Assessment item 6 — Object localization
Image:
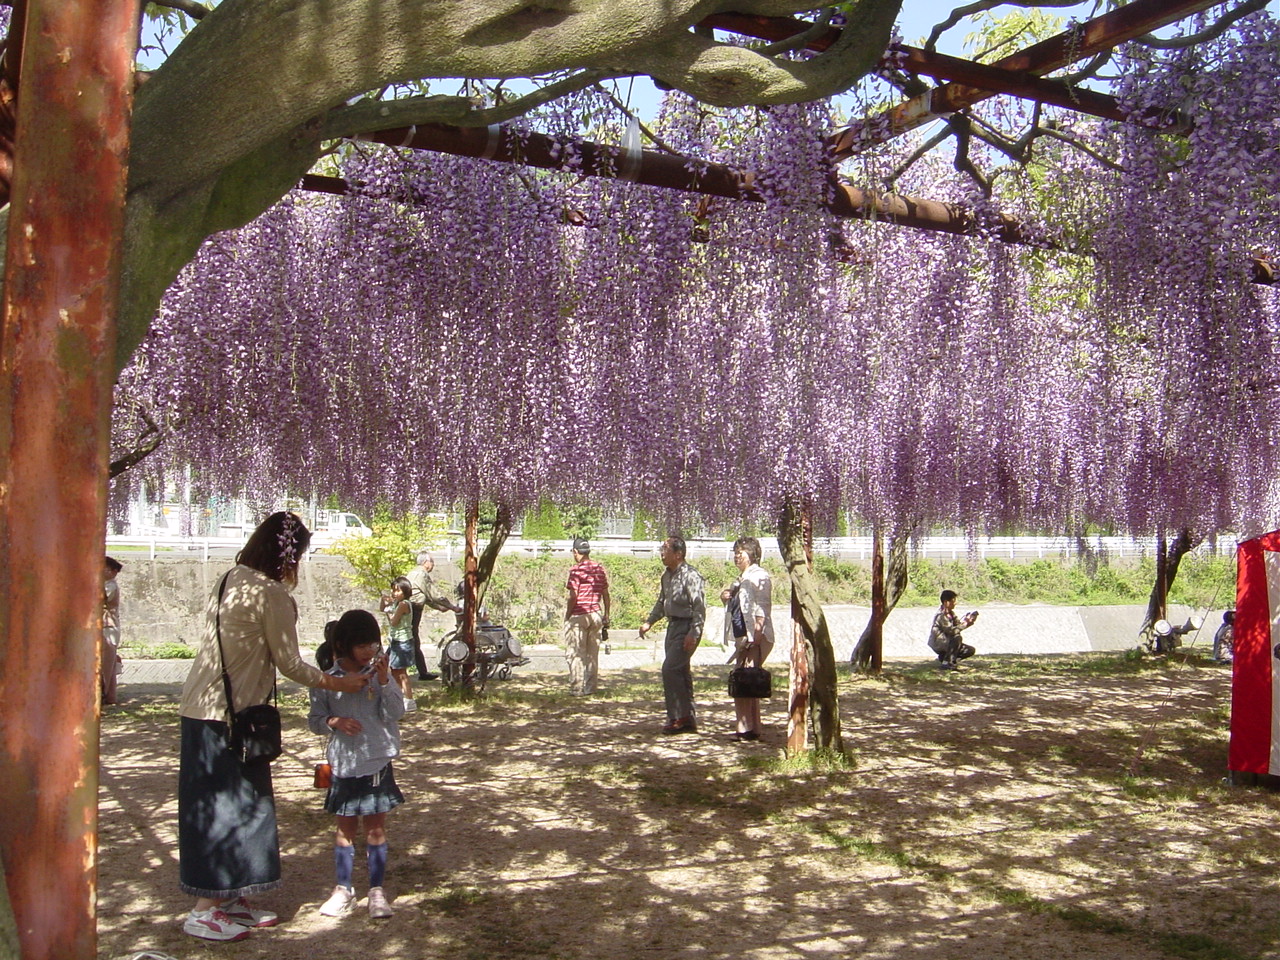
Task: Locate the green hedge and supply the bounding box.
[477,552,1236,644]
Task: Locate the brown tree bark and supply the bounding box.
[460,502,479,684]
[776,495,844,755]
[851,529,910,673]
[1139,527,1200,643]
[474,502,513,613]
[0,1,138,957]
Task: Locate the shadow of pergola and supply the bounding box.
[96,657,1280,960]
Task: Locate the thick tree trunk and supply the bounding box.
[850,529,910,673]
[1139,527,1199,640]
[0,2,138,957]
[474,502,513,613]
[776,495,844,755]
[461,502,479,683]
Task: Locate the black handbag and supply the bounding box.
[214,573,284,765]
[231,702,283,764]
[728,665,772,699]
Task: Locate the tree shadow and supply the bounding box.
[96,656,1280,959]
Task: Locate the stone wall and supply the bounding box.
[114,556,464,651]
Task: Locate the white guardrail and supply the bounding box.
[105,534,1231,562]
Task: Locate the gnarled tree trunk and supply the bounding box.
[776,495,844,755]
[850,527,910,673]
[1139,527,1200,641]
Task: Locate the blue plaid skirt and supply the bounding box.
[323,762,405,817]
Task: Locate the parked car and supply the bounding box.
[309,512,373,551]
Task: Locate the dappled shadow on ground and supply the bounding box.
[97,655,1280,960]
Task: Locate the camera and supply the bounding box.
[966,611,979,621]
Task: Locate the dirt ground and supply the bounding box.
[97,655,1280,960]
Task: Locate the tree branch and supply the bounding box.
[881,127,951,190]
[108,407,166,479]
[1055,50,1110,87]
[592,82,683,156]
[1031,124,1126,171]
[756,6,836,57]
[619,0,902,106]
[1135,0,1269,49]
[148,0,210,19]
[924,0,1084,53]
[323,70,622,141]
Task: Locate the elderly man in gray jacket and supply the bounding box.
[639,537,706,734]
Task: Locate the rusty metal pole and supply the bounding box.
[0,1,137,957]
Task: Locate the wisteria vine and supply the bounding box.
[111,11,1280,540]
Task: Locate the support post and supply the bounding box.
[0,1,138,957]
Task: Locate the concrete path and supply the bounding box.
[119,601,1226,693]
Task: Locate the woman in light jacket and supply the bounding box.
[176,512,367,943]
[722,536,774,742]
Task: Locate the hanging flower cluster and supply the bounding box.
[112,13,1280,539]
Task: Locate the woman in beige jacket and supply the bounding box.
[176,512,367,942]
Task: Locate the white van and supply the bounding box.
[310,512,374,551]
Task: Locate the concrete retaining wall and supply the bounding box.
[114,553,1225,690]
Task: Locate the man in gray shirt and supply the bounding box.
[406,552,461,681]
[639,537,705,734]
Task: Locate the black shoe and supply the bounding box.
[418,671,439,681]
[733,731,760,742]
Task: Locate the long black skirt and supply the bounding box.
[178,716,282,899]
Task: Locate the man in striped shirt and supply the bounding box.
[564,538,611,696]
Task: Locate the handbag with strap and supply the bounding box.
[728,665,772,699]
[214,572,283,765]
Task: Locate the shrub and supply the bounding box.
[328,511,449,597]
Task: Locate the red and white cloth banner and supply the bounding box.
[1229,531,1280,775]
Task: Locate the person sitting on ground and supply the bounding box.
[1213,610,1234,663]
[927,589,978,670]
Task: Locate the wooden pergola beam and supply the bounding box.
[702,12,1191,133]
[304,120,1275,283]
[329,123,1040,244]
[833,0,1226,154]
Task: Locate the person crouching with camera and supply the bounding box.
[927,589,978,670]
[722,537,774,741]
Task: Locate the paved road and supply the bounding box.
[119,600,1223,693]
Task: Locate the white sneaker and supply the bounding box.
[402,697,417,712]
[319,884,355,917]
[367,886,392,919]
[183,907,251,941]
[223,896,278,927]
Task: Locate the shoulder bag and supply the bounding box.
[215,572,283,764]
[728,664,772,699]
